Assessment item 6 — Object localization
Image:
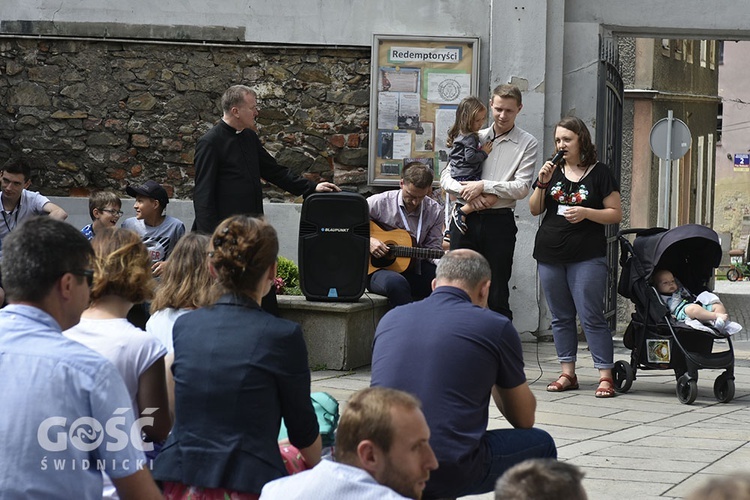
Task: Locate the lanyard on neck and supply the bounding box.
[398,193,423,244]
[2,202,20,233]
[489,125,514,143]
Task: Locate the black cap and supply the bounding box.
[126,180,169,208]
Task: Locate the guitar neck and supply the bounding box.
[389,245,444,260]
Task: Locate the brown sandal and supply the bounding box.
[547,373,579,392]
[595,377,615,398]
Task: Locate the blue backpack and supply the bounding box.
[278,392,339,447]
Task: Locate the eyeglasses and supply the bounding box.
[69,269,95,288]
[100,209,124,216]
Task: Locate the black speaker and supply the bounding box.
[298,192,370,302]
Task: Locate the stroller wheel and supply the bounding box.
[613,360,634,393]
[676,374,698,405]
[713,373,735,403]
[727,268,740,282]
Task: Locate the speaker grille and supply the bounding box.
[298,193,369,302]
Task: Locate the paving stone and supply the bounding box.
[583,465,690,485]
[666,472,727,498]
[571,455,708,474]
[587,443,726,462]
[592,425,673,443]
[556,439,622,460]
[583,478,675,499]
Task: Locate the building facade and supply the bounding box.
[3,0,750,334]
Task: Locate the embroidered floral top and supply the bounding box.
[533,161,620,264]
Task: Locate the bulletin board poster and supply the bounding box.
[369,35,480,186]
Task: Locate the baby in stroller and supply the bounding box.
[652,268,742,336]
[652,269,729,331]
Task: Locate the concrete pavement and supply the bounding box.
[310,280,750,500]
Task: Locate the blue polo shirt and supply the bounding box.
[0,304,147,498]
[371,286,526,497]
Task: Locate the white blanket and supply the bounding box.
[684,318,743,336]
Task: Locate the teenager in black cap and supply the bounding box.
[122,180,185,278]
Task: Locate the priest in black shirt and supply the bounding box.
[193,84,339,234]
[193,85,339,313]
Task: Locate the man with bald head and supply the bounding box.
[371,249,557,499]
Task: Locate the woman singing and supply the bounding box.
[529,116,622,398]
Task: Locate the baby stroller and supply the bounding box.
[615,224,735,404]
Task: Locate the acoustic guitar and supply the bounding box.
[369,221,444,274]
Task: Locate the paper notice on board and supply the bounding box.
[415,122,434,151]
[434,107,457,152]
[397,93,420,130]
[380,67,420,93]
[392,132,412,160]
[378,131,394,159]
[378,92,399,129]
[426,72,471,104]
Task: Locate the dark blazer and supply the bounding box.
[192,120,316,233]
[153,293,319,494]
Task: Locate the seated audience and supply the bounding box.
[146,232,213,413]
[371,249,557,499]
[122,179,185,328]
[494,459,587,500]
[0,217,161,498]
[153,215,321,499]
[64,227,171,498]
[122,180,185,278]
[0,158,68,258]
[260,387,438,499]
[81,190,123,240]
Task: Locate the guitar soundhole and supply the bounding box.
[371,256,396,268]
[371,245,397,269]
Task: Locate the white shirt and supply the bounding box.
[146,307,191,353]
[64,317,167,416]
[63,317,167,500]
[259,459,409,500]
[440,125,538,209]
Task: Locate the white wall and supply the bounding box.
[0,0,491,46]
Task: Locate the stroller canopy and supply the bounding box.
[627,224,722,295]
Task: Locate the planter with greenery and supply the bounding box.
[275,256,302,296]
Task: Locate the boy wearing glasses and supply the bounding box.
[81,190,123,240]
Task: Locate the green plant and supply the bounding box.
[276,256,302,295]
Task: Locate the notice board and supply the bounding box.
[368,34,480,186]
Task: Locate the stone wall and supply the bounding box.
[0,37,372,199]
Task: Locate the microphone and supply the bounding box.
[550,150,565,165]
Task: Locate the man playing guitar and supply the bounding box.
[368,162,445,307]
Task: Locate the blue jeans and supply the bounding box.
[461,428,557,496]
[367,261,436,307]
[538,257,614,369]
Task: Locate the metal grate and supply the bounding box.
[597,35,624,333]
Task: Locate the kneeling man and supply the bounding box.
[371,249,557,498]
